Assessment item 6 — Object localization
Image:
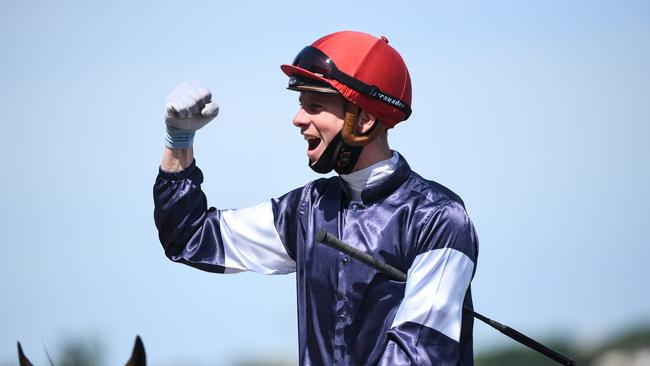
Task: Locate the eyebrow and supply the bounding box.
[301,92,337,104]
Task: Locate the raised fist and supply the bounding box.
[165,81,219,131]
[164,81,219,149]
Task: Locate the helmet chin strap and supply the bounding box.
[309,103,383,175]
[309,132,362,174]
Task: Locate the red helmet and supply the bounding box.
[281,31,412,128]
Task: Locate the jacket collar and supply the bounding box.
[338,151,412,204]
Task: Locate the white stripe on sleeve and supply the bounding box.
[391,248,474,341]
[219,201,296,274]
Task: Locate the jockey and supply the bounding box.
[155,30,478,365]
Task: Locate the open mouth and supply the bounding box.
[306,137,321,151]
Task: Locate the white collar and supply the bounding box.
[340,151,399,202]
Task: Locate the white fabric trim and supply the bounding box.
[340,151,399,201]
[391,248,474,341]
[219,201,296,274]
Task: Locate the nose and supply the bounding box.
[292,107,311,128]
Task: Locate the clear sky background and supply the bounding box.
[1,1,648,365]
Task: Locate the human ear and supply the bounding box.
[356,109,378,134]
[342,105,384,146]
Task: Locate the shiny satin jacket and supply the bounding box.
[154,153,479,366]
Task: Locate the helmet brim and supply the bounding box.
[281,64,339,94]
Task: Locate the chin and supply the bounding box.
[307,149,323,164]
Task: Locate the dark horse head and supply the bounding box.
[17,335,146,366]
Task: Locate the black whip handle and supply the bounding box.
[314,229,407,282]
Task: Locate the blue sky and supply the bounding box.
[1,1,649,365]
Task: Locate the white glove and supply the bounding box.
[164,81,220,149]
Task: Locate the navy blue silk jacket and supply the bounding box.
[154,153,479,365]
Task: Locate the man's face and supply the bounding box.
[293,91,346,164]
